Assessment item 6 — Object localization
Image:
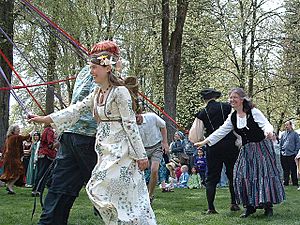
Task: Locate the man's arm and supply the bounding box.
[160,127,169,153]
[294,132,300,153]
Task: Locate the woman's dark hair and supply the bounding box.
[229,88,255,113]
[33,132,41,141]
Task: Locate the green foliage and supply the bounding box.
[0,186,299,224]
[6,0,300,131]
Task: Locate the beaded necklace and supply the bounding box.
[99,85,111,104]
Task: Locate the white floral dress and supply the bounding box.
[50,86,156,225]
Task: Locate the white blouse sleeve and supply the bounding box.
[115,86,147,160]
[49,91,94,134]
[251,108,273,134]
[207,114,234,146]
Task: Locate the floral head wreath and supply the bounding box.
[89,51,118,66]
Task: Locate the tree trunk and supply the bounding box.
[248,0,257,97]
[162,0,188,141]
[46,33,58,114]
[239,0,247,88]
[0,0,14,149]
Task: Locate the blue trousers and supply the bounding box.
[38,133,96,225]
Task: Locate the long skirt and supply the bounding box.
[86,144,156,225]
[233,139,285,207]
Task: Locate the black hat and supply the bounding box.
[200,88,221,100]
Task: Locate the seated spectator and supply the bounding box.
[170,131,185,161]
[188,167,201,189]
[175,165,189,188]
[162,161,177,192]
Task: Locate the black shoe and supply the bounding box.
[206,209,218,214]
[240,206,256,218]
[264,207,273,217]
[230,204,240,211]
[31,191,40,197]
[7,189,16,195]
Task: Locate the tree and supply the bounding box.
[162,0,189,140]
[0,0,14,148]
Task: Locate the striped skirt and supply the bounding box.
[233,139,285,207]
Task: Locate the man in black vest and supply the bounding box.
[189,88,240,214]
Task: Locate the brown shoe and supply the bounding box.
[230,204,241,211]
[149,195,155,205]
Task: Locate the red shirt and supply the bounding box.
[38,127,57,159]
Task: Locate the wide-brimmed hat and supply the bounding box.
[200,88,221,100]
[170,157,180,166]
[166,162,176,171]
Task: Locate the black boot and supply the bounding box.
[240,206,256,218]
[264,207,273,217]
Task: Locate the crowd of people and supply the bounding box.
[0,40,300,225]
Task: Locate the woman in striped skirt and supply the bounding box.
[195,87,285,218]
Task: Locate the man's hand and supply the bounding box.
[162,141,169,154]
[137,158,149,171]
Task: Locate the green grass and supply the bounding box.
[0,186,299,225]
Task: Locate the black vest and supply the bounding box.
[231,110,265,146]
[196,100,236,141]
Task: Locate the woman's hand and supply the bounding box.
[194,139,209,148]
[265,131,273,139]
[28,115,53,124]
[137,158,149,171]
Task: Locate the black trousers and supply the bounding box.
[38,133,96,225]
[205,139,239,210]
[281,154,298,186]
[33,157,53,193]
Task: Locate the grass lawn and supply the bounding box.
[0,186,299,225]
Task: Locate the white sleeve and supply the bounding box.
[50,91,94,134]
[207,114,234,146]
[251,108,273,134]
[188,118,205,143]
[115,87,147,160]
[155,114,166,128]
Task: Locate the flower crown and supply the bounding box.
[89,51,118,66]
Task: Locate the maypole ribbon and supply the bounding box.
[18,0,182,129]
[21,5,86,60]
[0,66,31,116]
[0,48,46,115]
[138,92,182,129]
[20,0,89,56]
[0,26,68,108]
[0,77,76,91]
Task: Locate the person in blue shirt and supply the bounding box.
[280,120,300,187]
[176,165,189,188]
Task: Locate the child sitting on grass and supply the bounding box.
[188,166,201,189]
[175,165,189,188]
